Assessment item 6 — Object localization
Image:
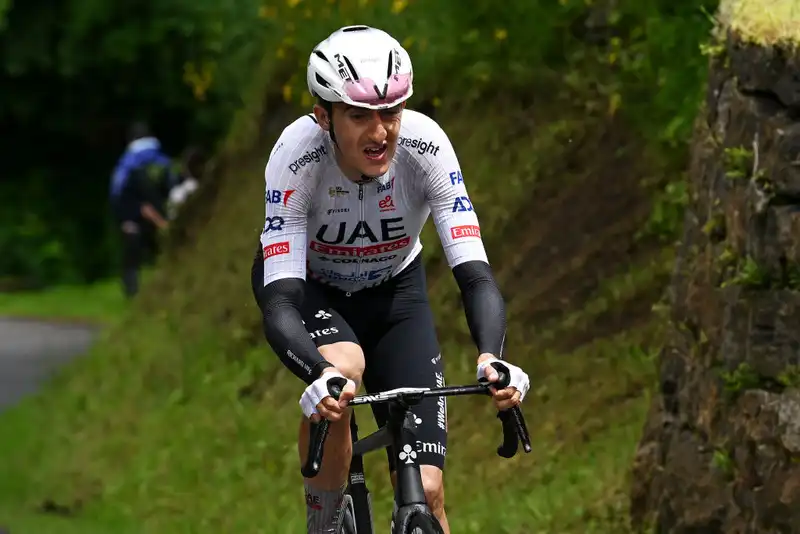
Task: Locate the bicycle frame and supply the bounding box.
[348,389,445,533]
[303,376,532,534]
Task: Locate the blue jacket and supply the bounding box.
[110,137,173,199]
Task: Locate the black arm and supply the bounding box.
[251,256,333,384]
[452,260,507,357]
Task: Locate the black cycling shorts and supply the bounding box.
[298,255,448,471]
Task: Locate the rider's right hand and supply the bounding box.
[300,367,356,423]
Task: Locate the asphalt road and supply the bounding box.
[0,318,96,410]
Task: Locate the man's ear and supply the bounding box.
[312,104,330,131]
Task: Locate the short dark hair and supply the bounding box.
[316,97,333,115]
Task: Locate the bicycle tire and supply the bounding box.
[393,508,443,534]
[404,514,441,534]
[336,494,357,534]
[341,506,356,534]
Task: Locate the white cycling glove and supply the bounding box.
[476,357,530,402]
[299,371,355,418]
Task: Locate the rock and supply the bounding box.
[728,34,800,110]
[631,22,800,534]
[719,289,800,380]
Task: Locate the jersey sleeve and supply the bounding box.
[423,124,490,268]
[259,131,313,287]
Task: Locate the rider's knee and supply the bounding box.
[420,466,445,515]
[318,342,365,387]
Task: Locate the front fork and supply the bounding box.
[347,413,375,534]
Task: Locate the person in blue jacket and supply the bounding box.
[109,121,173,298]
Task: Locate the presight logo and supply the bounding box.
[288,144,328,175]
[397,136,440,156]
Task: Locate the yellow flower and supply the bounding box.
[183,61,215,102]
[303,8,313,18]
[283,84,293,103]
[432,96,441,107]
[402,36,415,48]
[258,6,277,18]
[287,0,302,7]
[494,28,508,41]
[391,0,407,14]
[277,46,286,59]
[301,92,314,107]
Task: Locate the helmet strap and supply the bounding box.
[317,98,338,146]
[328,115,338,145]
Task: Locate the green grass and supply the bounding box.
[720,0,800,46]
[0,318,657,534]
[0,508,138,534]
[0,270,158,325]
[0,279,124,325]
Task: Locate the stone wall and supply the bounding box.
[630,28,800,534]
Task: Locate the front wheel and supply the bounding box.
[405,516,442,534]
[337,494,357,534]
[394,507,444,534]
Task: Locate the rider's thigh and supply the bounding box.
[318,342,365,386]
[361,295,447,470]
[295,278,365,386]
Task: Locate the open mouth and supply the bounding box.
[364,143,388,161]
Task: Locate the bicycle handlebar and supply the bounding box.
[301,366,532,479]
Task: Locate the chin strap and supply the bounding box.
[328,116,338,145]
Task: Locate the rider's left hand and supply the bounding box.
[477,354,530,411]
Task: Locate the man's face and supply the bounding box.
[315,102,405,179]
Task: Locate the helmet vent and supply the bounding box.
[314,50,329,62]
[342,55,360,81]
[386,50,394,78]
[315,73,331,88]
[342,26,369,32]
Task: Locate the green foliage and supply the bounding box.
[722,256,771,288]
[248,0,715,146]
[1,0,269,284]
[720,362,760,394]
[637,180,689,243]
[711,448,734,479]
[723,146,754,180]
[777,366,800,389]
[788,263,800,290]
[702,211,726,242]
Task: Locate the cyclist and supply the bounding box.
[251,25,531,534]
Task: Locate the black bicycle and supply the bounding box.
[302,362,532,534]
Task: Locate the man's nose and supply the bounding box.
[366,112,387,142]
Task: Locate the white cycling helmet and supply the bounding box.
[307,25,413,110]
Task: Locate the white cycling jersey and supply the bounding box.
[259,109,489,293]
